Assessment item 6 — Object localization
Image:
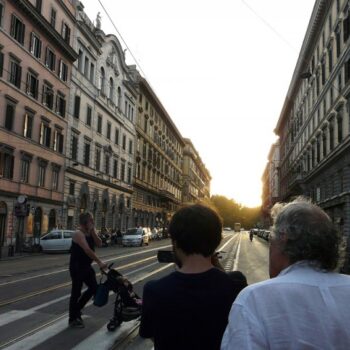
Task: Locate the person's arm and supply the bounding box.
[221,303,266,350]
[139,282,155,340]
[90,228,103,248]
[73,231,106,269]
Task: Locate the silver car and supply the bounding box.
[122,228,150,247]
[40,230,74,252]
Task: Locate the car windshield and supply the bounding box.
[125,229,142,235]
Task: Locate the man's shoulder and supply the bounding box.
[144,272,178,292]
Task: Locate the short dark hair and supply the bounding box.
[79,212,93,226]
[271,197,340,271]
[169,204,222,257]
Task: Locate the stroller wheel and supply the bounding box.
[107,318,122,332]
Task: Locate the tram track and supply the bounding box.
[0,263,173,350]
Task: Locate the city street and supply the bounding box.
[0,231,269,350]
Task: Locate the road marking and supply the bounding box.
[0,255,158,308]
[233,233,242,271]
[0,262,173,346]
[219,234,238,252]
[0,244,172,287]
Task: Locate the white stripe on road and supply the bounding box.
[0,263,173,349]
[233,233,242,271]
[72,320,139,350]
[219,234,238,252]
[0,244,172,287]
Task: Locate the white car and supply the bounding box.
[40,230,74,252]
[122,228,150,247]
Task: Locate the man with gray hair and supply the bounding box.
[221,197,350,349]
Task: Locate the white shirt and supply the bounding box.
[221,262,350,350]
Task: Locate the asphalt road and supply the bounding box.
[0,232,270,349]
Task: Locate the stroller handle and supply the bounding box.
[101,262,114,275]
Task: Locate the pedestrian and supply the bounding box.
[139,204,247,350]
[68,212,107,328]
[221,197,350,349]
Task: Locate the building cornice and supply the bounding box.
[13,0,78,62]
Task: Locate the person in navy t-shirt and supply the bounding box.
[139,204,247,350]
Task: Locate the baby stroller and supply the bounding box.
[97,263,142,332]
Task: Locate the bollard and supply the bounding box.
[8,245,14,257]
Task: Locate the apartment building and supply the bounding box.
[131,74,184,229]
[0,0,77,254]
[182,138,211,204]
[64,5,137,231]
[274,0,350,270]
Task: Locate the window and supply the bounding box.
[328,44,333,73]
[53,129,64,153]
[61,22,71,44]
[97,115,102,133]
[20,158,30,183]
[329,122,334,150]
[69,181,75,195]
[26,71,39,99]
[100,67,105,94]
[38,162,46,187]
[73,96,80,119]
[344,11,350,42]
[345,56,350,83]
[113,159,118,178]
[40,122,51,147]
[10,14,25,45]
[0,50,3,77]
[84,142,90,166]
[0,148,14,179]
[5,102,15,131]
[52,167,59,190]
[45,48,56,71]
[90,63,95,82]
[84,56,89,77]
[42,83,54,109]
[120,162,125,181]
[9,58,21,88]
[109,78,114,101]
[104,154,110,175]
[321,57,326,85]
[56,93,66,117]
[23,112,33,139]
[59,60,68,81]
[336,25,341,58]
[50,8,56,28]
[122,135,126,150]
[129,140,133,154]
[78,50,83,72]
[337,114,343,143]
[107,122,111,140]
[71,134,78,161]
[322,131,327,157]
[0,2,4,27]
[86,106,92,126]
[35,0,42,12]
[127,164,132,184]
[115,128,119,145]
[29,33,41,59]
[95,146,101,171]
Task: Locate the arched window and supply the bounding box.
[117,87,121,109]
[100,67,105,94]
[109,77,114,101]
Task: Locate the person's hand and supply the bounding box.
[98,261,108,270]
[211,252,225,271]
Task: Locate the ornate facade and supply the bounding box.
[64,4,137,231]
[274,0,350,270]
[182,138,211,204]
[131,74,184,229]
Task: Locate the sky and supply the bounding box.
[81,0,316,207]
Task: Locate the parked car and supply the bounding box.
[122,227,150,247]
[250,228,259,235]
[40,229,75,252]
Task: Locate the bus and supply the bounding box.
[234,223,241,232]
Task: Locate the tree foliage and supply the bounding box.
[209,195,261,229]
